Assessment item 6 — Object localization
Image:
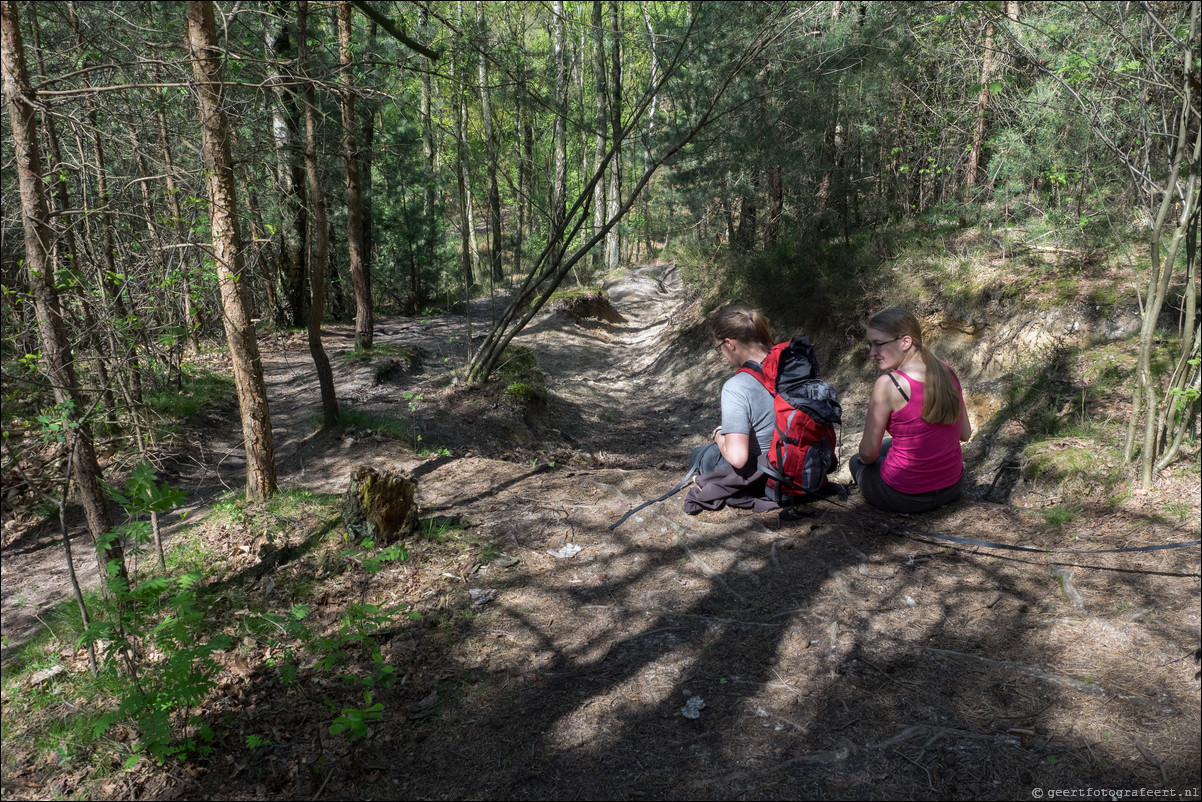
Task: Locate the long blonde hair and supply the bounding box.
[868,307,961,425]
[711,307,773,351]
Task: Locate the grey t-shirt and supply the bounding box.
[720,369,775,462]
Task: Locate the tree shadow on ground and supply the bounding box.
[183,475,1198,800]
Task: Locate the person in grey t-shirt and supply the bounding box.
[684,308,780,514]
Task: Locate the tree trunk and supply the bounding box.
[266,1,308,329]
[1135,117,1201,486]
[551,0,568,273]
[509,3,531,280]
[240,176,274,321]
[155,93,202,356]
[965,20,996,191]
[187,0,277,501]
[604,1,622,270]
[453,0,474,351]
[766,167,783,246]
[358,21,377,294]
[29,18,121,431]
[592,0,606,274]
[2,0,129,588]
[477,2,502,288]
[641,2,659,259]
[736,171,759,250]
[298,0,340,429]
[1122,1,1201,487]
[338,1,373,350]
[513,52,526,278]
[419,6,436,308]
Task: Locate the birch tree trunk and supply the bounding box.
[187,0,277,501]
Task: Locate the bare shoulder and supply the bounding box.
[874,371,909,409]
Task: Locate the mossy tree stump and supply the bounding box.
[341,466,418,542]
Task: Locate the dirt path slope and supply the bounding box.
[3,262,1199,800]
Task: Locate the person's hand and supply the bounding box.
[712,425,722,442]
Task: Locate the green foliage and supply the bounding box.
[328,691,384,742]
[340,343,422,367]
[679,233,894,335]
[145,366,236,423]
[104,462,189,517]
[371,110,451,314]
[84,470,229,765]
[492,346,547,408]
[1042,504,1080,527]
[504,382,547,406]
[1168,356,1200,412]
[255,535,408,744]
[419,516,465,543]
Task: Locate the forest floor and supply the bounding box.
[2,262,1200,800]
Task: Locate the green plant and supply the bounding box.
[340,343,421,367]
[505,382,547,406]
[259,537,409,744]
[88,569,231,766]
[402,391,425,448]
[328,690,384,741]
[1042,504,1079,527]
[419,516,464,543]
[312,407,408,440]
[82,467,231,766]
[145,366,235,423]
[1167,355,1200,410]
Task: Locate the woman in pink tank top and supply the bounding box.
[849,308,972,513]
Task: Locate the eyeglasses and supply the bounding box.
[715,339,727,352]
[865,337,900,352]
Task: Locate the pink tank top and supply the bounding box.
[879,370,964,493]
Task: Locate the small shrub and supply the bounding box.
[493,346,546,407]
[505,381,547,406]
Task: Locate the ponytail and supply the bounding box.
[918,348,961,425]
[867,307,961,425]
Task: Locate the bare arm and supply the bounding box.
[858,374,897,464]
[714,428,751,470]
[959,396,972,442]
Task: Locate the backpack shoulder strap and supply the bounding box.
[736,363,774,395]
[887,371,909,402]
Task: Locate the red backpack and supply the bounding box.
[738,336,841,503]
